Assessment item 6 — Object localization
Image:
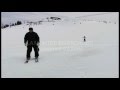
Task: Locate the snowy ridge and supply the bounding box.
[1,12,71,25]
[2,12,118,25]
[75,12,118,22]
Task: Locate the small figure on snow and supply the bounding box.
[83,36,86,42]
[24,27,40,63]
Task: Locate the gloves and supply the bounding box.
[25,43,27,46]
[37,42,40,46]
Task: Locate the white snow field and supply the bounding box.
[1,12,119,78]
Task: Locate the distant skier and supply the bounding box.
[83,36,86,42]
[24,27,40,63]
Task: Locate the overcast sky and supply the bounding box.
[2,12,113,18]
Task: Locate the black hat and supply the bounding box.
[29,27,33,30]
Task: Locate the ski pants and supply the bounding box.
[26,45,39,58]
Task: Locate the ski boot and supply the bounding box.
[25,57,30,63]
[35,57,38,62]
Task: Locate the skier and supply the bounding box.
[24,27,40,63]
[83,36,86,42]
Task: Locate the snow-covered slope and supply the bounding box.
[1,12,119,78]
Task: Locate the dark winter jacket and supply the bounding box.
[24,32,40,45]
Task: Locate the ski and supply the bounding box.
[25,60,29,63]
[25,58,39,63]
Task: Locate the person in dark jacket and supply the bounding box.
[24,27,40,62]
